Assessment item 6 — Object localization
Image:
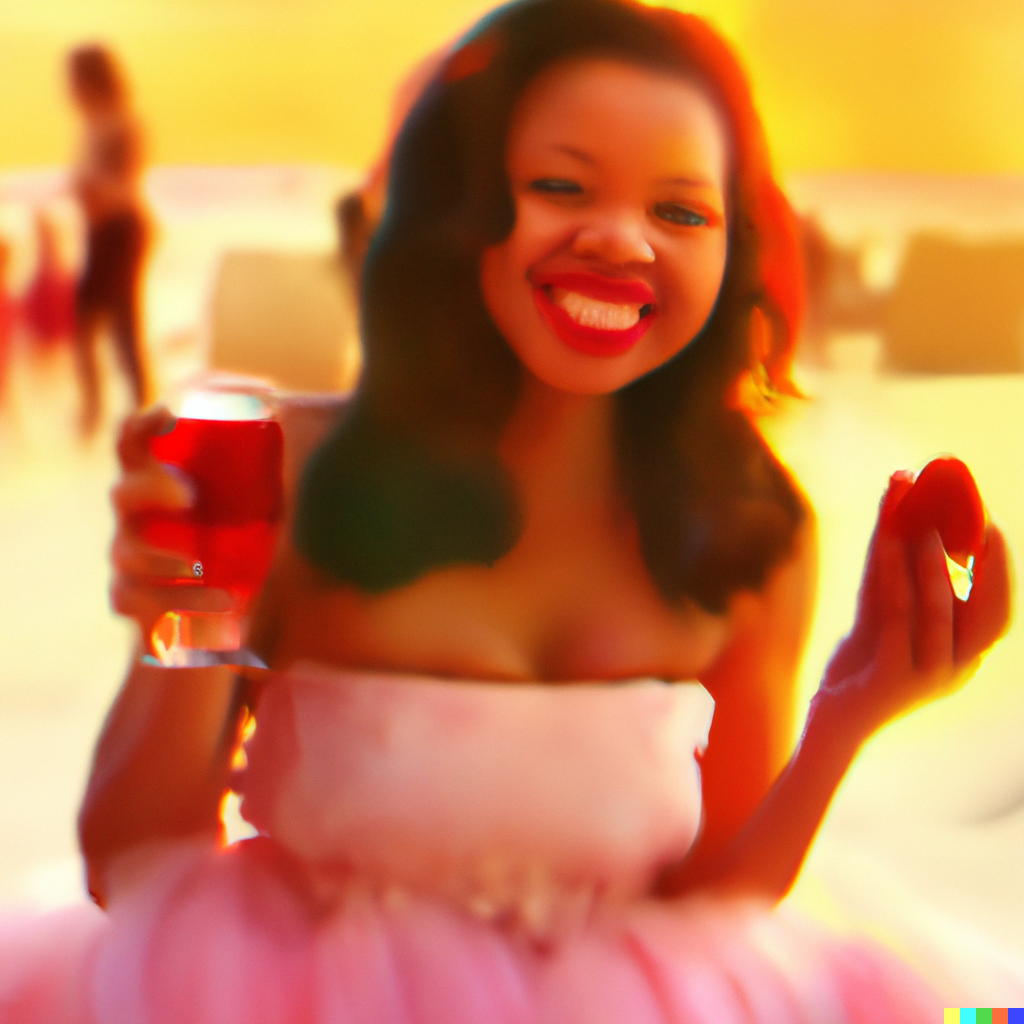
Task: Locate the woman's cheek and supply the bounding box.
[691,235,728,314]
[480,246,537,350]
[517,200,581,256]
[665,239,726,321]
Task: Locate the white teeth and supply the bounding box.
[552,289,641,330]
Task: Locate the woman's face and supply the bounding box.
[480,58,729,395]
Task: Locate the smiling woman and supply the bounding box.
[480,59,729,387]
[297,0,806,618]
[0,0,1019,1020]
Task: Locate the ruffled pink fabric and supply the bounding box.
[0,838,938,1024]
[0,670,948,1022]
[0,903,105,1024]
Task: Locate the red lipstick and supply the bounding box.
[531,271,657,357]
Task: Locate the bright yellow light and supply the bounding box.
[3,0,1024,173]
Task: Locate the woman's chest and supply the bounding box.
[266,519,731,681]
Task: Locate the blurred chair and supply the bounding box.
[799,214,886,358]
[206,250,361,392]
[884,235,1024,373]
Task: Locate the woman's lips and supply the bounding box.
[531,271,657,357]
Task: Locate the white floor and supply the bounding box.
[0,350,132,908]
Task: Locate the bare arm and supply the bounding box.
[78,658,244,907]
[660,489,1011,902]
[689,512,818,869]
[82,394,346,905]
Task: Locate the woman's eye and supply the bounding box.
[654,201,711,227]
[528,178,583,196]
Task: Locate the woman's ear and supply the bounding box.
[727,305,803,414]
[758,302,804,400]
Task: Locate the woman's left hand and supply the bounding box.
[661,474,1011,903]
[818,476,1012,734]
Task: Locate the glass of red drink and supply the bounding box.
[139,380,284,666]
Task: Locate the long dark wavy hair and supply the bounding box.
[296,0,807,614]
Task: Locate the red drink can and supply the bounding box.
[141,416,284,603]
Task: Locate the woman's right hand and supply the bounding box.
[816,473,1011,737]
[109,407,234,649]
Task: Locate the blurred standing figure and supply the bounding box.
[0,236,13,403]
[68,44,150,436]
[23,209,77,355]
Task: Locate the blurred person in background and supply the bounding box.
[22,209,77,357]
[0,235,12,403]
[68,43,151,438]
[335,43,451,287]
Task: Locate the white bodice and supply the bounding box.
[239,666,714,933]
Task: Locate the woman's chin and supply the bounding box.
[518,353,648,396]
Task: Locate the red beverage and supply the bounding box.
[141,417,284,602]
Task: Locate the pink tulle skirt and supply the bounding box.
[0,837,941,1024]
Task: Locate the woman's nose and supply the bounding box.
[571,211,655,265]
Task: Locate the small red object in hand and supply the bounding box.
[890,457,985,563]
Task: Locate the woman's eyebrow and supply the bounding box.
[656,174,720,188]
[547,144,596,165]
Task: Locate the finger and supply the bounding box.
[877,470,916,535]
[826,529,913,696]
[955,523,1013,666]
[825,482,916,689]
[870,528,916,681]
[110,532,196,581]
[911,530,954,676]
[116,406,176,470]
[822,530,915,728]
[108,577,167,627]
[109,576,236,622]
[111,465,194,517]
[141,585,236,614]
[853,472,917,634]
[109,581,237,655]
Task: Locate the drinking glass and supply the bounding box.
[138,378,284,667]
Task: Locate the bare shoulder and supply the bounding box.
[705,501,818,702]
[757,504,817,623]
[733,497,816,643]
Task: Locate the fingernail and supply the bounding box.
[154,417,177,436]
[879,471,914,532]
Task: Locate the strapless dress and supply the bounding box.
[0,666,967,1022]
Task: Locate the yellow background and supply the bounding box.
[2,0,1024,174]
